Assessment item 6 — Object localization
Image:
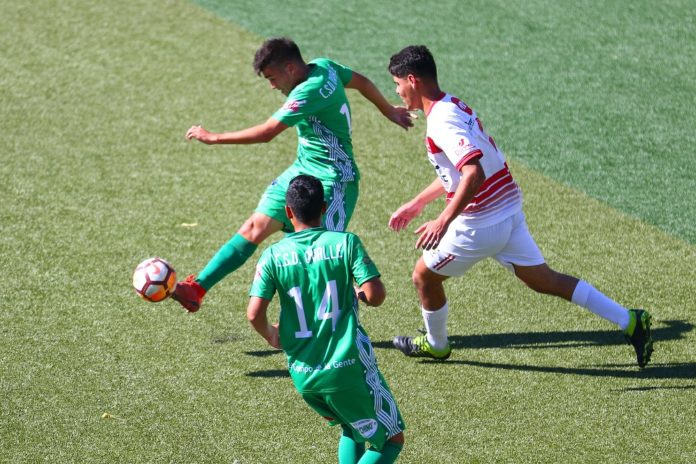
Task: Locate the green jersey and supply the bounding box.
[272,58,359,183]
[249,227,379,393]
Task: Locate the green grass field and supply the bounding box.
[1,0,694,462]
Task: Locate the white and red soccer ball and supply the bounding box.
[133,257,177,302]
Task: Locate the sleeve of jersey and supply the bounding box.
[271,86,327,127]
[348,235,380,286]
[436,121,483,171]
[330,59,354,85]
[248,250,276,300]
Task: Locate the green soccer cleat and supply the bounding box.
[624,309,654,368]
[393,334,452,360]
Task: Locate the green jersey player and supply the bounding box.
[174,37,412,312]
[248,175,405,463]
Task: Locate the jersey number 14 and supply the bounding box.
[287,280,341,338]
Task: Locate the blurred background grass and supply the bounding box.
[1,0,694,462]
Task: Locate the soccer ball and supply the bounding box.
[133,257,177,302]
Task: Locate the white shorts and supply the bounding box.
[423,211,545,277]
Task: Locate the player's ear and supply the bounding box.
[321,202,327,215]
[285,205,294,219]
[407,74,418,86]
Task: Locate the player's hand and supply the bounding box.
[186,125,217,144]
[414,218,448,250]
[266,323,281,350]
[388,106,414,130]
[389,200,425,232]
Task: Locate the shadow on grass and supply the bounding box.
[244,349,283,357]
[372,319,692,350]
[435,360,696,380]
[211,333,242,344]
[612,385,696,392]
[244,321,694,379]
[244,350,287,378]
[246,369,290,378]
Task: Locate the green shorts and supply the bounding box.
[301,371,405,451]
[255,168,359,233]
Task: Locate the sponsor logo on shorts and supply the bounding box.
[351,418,378,439]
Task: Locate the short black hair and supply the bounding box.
[286,175,324,224]
[388,45,438,81]
[253,37,304,75]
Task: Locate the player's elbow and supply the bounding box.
[246,298,264,324]
[257,118,287,143]
[361,279,386,307]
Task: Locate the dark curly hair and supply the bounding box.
[286,175,324,224]
[388,45,438,81]
[253,37,304,75]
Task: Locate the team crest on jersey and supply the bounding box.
[351,418,378,439]
[282,99,306,112]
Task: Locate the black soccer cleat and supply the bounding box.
[624,309,654,368]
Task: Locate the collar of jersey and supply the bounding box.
[287,226,326,238]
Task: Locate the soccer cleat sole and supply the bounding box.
[638,312,654,368]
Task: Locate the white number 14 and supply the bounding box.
[287,280,341,339]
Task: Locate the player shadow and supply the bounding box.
[435,360,696,380]
[374,320,694,380]
[244,349,288,378]
[244,349,283,357]
[611,385,696,393]
[246,369,290,378]
[447,319,691,350]
[373,319,692,351]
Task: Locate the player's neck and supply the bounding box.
[422,86,445,115]
[292,63,312,87]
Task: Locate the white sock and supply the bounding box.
[571,280,630,330]
[422,303,449,350]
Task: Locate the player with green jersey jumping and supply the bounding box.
[248,175,405,463]
[174,37,412,312]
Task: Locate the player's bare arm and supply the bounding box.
[389,178,445,232]
[345,71,413,130]
[356,277,386,307]
[186,117,289,145]
[247,296,281,349]
[414,160,485,250]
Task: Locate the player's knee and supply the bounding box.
[238,218,255,237]
[412,267,426,289]
[238,217,268,243]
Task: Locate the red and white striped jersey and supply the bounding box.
[425,93,522,227]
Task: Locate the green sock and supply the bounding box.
[196,234,258,291]
[338,426,365,464]
[357,442,403,464]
